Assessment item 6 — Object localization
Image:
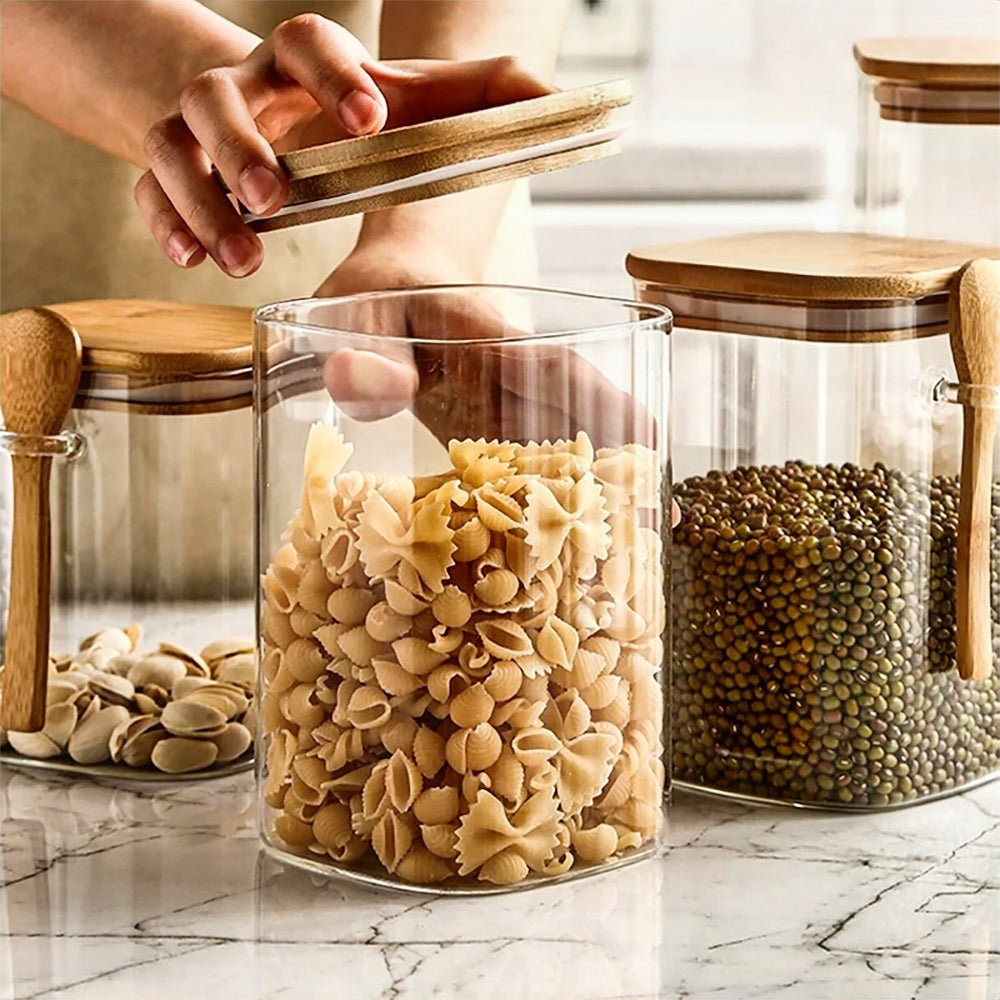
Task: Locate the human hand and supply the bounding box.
[314,242,659,457]
[134,12,551,278]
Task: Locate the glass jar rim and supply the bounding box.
[253,283,672,348]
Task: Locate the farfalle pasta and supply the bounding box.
[260,424,665,887]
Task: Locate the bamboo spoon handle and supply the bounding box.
[0,308,82,731]
[4,457,53,730]
[949,258,1000,682]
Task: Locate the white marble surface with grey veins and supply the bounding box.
[1,767,997,1000]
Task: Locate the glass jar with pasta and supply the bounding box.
[255,286,671,892]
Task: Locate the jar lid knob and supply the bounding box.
[949,258,1000,681]
[0,307,82,730]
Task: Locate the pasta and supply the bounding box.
[262,425,665,887]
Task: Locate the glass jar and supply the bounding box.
[0,300,257,778]
[855,37,1000,244]
[255,286,670,891]
[628,232,1000,809]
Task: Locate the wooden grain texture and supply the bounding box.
[870,78,1000,124]
[949,258,1000,682]
[0,308,82,731]
[286,108,615,206]
[49,299,253,376]
[854,37,1000,86]
[626,232,1000,303]
[252,138,620,233]
[246,79,630,231]
[276,79,631,177]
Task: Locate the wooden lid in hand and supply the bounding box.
[247,79,632,232]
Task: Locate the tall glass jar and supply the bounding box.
[628,232,1000,809]
[255,286,671,891]
[1,300,256,777]
[855,37,1000,244]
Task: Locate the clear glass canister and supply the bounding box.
[855,37,1000,244]
[628,232,1000,809]
[255,286,670,891]
[0,300,256,777]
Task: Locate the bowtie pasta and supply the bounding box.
[261,424,665,887]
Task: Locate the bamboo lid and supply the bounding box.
[245,79,631,233]
[854,38,1000,124]
[626,232,1000,342]
[45,299,253,414]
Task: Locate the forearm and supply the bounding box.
[359,0,570,276]
[0,0,257,167]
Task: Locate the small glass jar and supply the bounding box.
[628,232,1000,809]
[855,37,1000,244]
[255,286,670,891]
[1,300,256,777]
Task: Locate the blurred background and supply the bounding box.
[533,0,1000,295]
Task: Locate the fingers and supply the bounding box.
[263,13,386,136]
[389,290,656,450]
[323,348,419,422]
[139,13,388,274]
[370,56,553,127]
[140,114,263,277]
[179,68,287,217]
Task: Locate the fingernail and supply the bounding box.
[166,231,200,267]
[218,233,261,277]
[338,90,382,135]
[240,165,282,215]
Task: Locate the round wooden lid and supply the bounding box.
[48,299,252,376]
[39,299,253,414]
[247,79,631,233]
[854,38,1000,86]
[626,232,1000,301]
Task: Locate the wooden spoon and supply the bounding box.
[949,258,1000,681]
[1,308,82,730]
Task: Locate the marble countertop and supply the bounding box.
[1,766,997,1000]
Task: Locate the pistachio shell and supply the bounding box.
[171,675,217,700]
[68,705,131,764]
[133,692,164,716]
[126,655,188,690]
[44,702,79,748]
[79,627,133,655]
[105,654,143,677]
[46,677,88,706]
[214,653,256,686]
[157,642,210,677]
[109,714,162,763]
[212,722,252,763]
[151,736,219,774]
[7,729,61,759]
[161,699,228,738]
[87,672,135,708]
[200,636,255,667]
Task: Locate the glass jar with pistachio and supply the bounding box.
[629,232,1000,808]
